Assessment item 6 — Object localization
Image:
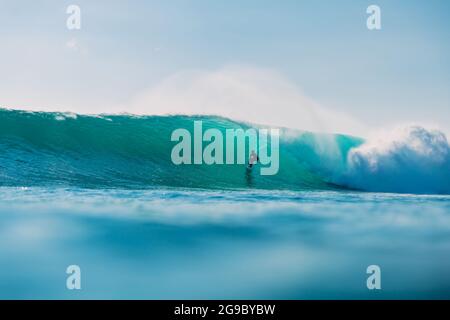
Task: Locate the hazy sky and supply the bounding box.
[0,0,449,136]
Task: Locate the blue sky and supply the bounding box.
[0,0,449,135]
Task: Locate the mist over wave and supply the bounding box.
[0,108,448,194]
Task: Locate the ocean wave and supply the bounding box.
[0,108,448,194]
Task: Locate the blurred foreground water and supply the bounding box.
[0,187,449,299]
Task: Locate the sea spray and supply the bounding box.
[338,126,450,194]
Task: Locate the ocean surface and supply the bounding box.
[0,109,449,299]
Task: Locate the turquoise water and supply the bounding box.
[0,187,449,299]
[0,109,363,191]
[1,109,449,299]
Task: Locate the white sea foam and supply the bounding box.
[342,126,450,194]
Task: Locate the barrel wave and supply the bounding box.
[0,108,449,194]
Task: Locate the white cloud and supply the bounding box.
[65,38,78,50]
[65,38,88,55]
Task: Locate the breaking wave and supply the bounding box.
[0,108,448,194]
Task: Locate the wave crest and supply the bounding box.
[341,126,450,194]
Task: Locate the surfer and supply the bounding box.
[247,150,259,169]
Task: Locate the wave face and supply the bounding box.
[0,108,449,194]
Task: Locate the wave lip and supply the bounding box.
[341,126,450,194]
